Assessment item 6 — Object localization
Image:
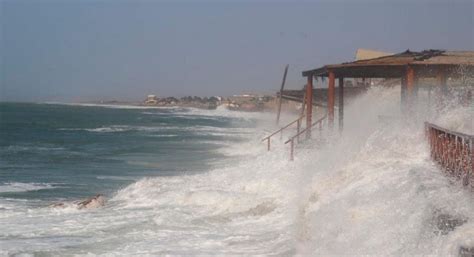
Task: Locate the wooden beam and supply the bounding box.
[276,64,289,125]
[437,69,447,95]
[338,77,344,132]
[406,66,415,95]
[306,75,313,139]
[301,85,306,116]
[401,76,407,107]
[406,66,415,108]
[281,94,327,108]
[435,68,448,111]
[328,71,335,128]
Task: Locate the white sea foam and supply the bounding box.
[0,183,56,193]
[433,106,473,135]
[45,102,183,110]
[60,124,255,137]
[2,145,66,153]
[96,175,140,181]
[143,105,273,121]
[3,87,472,256]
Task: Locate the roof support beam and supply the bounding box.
[437,69,448,94]
[406,66,416,111]
[306,75,313,139]
[401,76,407,112]
[338,77,344,132]
[328,71,336,129]
[436,68,448,110]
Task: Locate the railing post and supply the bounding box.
[267,138,270,151]
[470,138,473,186]
[328,71,335,129]
[290,139,294,161]
[319,120,322,137]
[297,119,301,143]
[306,75,313,139]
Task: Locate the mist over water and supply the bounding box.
[0,85,472,256]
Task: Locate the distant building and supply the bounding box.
[144,95,158,105]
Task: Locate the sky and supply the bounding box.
[1,0,473,102]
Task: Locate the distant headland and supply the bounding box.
[87,94,279,112]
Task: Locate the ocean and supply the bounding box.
[0,88,473,256]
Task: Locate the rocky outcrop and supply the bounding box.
[459,246,474,257]
[50,194,106,210]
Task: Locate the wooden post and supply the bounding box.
[276,64,289,125]
[306,75,313,139]
[401,76,407,107]
[436,69,447,110]
[406,66,415,110]
[290,139,294,161]
[428,84,432,110]
[297,119,301,143]
[338,77,344,132]
[301,85,306,116]
[328,71,335,129]
[437,69,447,95]
[470,138,473,186]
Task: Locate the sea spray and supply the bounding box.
[294,85,473,255]
[0,90,471,255]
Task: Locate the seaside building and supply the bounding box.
[354,48,393,86]
[301,49,473,131]
[227,94,266,112]
[144,95,158,105]
[302,49,473,186]
[268,49,473,188]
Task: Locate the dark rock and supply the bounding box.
[432,211,467,235]
[459,246,474,257]
[49,194,106,210]
[77,194,106,209]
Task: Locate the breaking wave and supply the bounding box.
[59,125,255,137]
[0,183,57,193]
[2,86,472,256]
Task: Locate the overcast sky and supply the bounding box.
[1,0,473,102]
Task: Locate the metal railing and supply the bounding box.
[262,115,305,151]
[285,114,328,161]
[425,122,473,188]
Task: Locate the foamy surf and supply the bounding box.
[0,183,57,193]
[1,87,472,256]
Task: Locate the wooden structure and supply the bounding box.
[262,115,305,151]
[276,64,289,125]
[285,114,327,161]
[298,49,473,184]
[301,50,474,131]
[263,50,473,162]
[426,122,473,188]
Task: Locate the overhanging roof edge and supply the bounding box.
[302,66,328,77]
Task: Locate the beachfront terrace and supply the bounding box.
[299,49,473,188]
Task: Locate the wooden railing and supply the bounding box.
[285,114,328,161]
[425,122,473,188]
[262,115,305,151]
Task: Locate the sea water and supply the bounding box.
[0,87,472,256]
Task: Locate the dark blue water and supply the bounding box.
[0,103,254,202]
